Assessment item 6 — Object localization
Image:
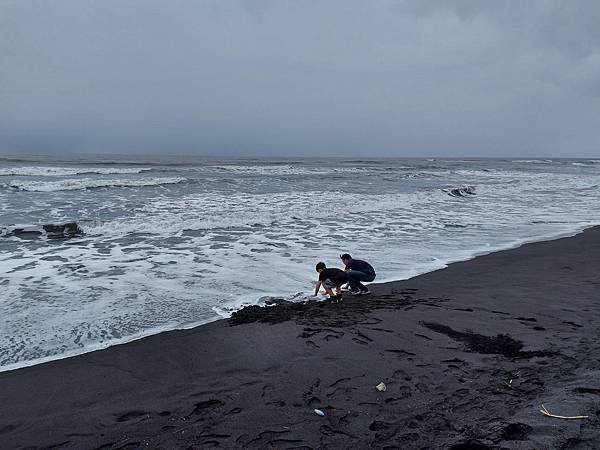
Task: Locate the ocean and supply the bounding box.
[1,155,599,372]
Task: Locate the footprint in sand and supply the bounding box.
[186,399,225,419]
[306,340,320,348]
[261,384,275,397]
[414,333,433,341]
[114,410,148,423]
[367,327,394,333]
[385,349,417,357]
[266,400,286,407]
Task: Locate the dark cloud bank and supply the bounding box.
[1,0,599,157]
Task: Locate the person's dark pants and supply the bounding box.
[347,270,375,292]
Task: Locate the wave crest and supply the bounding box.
[0,166,152,176]
[443,186,476,197]
[2,177,187,192]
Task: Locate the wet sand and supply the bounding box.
[1,227,600,449]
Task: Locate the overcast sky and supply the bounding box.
[1,0,599,157]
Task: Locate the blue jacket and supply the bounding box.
[345,259,375,276]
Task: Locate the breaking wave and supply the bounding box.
[0,166,152,176]
[572,160,600,166]
[2,177,187,192]
[442,186,476,197]
[210,164,385,175]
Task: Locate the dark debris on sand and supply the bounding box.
[229,299,308,325]
[421,322,558,358]
[229,291,446,327]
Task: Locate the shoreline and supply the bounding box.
[1,222,596,374]
[2,226,600,447]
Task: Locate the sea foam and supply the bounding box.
[0,166,151,176]
[3,177,187,192]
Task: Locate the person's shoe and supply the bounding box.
[358,289,370,295]
[348,289,362,295]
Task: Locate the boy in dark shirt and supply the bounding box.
[340,253,376,295]
[314,261,349,301]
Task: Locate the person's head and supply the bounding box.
[340,253,352,265]
[315,262,326,272]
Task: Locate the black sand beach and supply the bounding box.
[2,228,600,449]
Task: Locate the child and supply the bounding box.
[314,261,349,301]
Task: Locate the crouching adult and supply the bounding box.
[340,253,376,295]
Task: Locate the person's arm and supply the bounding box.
[314,280,322,296]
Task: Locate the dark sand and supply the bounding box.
[2,228,600,449]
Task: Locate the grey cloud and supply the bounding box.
[397,0,600,57]
[0,0,598,156]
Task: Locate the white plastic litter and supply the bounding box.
[375,382,387,392]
